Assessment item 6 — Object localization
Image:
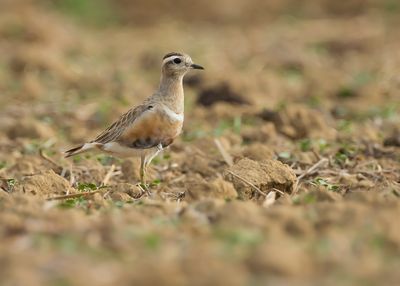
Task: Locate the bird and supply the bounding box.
[64,52,204,191]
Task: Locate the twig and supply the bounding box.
[47,190,102,201]
[214,138,233,166]
[226,170,267,196]
[312,149,321,161]
[102,164,116,186]
[297,158,329,182]
[272,188,285,196]
[69,163,75,186]
[169,174,186,185]
[136,184,147,196]
[60,168,67,178]
[39,149,62,170]
[294,158,328,193]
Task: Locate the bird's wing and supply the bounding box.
[92,104,154,144]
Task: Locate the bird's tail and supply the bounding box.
[64,143,97,158]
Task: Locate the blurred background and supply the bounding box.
[0,1,399,285]
[0,0,399,139]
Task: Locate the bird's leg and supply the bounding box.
[140,153,145,185]
[145,145,162,175]
[144,145,162,184]
[139,154,151,196]
[138,146,162,196]
[156,143,163,152]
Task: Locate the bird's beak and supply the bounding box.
[190,63,204,70]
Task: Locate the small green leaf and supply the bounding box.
[150,179,161,187]
[7,179,16,188]
[278,151,292,159]
[58,199,78,209]
[233,116,242,134]
[337,120,353,132]
[96,154,114,166]
[317,139,329,152]
[77,182,97,192]
[0,161,7,170]
[144,233,161,250]
[313,177,339,192]
[299,139,312,152]
[334,152,348,165]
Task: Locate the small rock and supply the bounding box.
[224,158,296,200]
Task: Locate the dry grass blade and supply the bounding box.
[47,190,102,201]
[39,149,62,171]
[214,138,233,166]
[69,163,75,186]
[272,188,285,196]
[102,164,116,186]
[169,174,186,184]
[294,158,329,193]
[226,170,267,196]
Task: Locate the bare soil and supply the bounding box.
[0,1,399,285]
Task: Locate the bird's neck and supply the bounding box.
[158,73,184,114]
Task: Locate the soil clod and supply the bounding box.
[225,158,296,200]
[196,82,250,107]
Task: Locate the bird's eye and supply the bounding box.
[173,58,182,64]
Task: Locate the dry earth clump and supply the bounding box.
[225,158,296,199]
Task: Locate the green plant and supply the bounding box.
[77,182,97,192]
[143,233,162,250]
[317,139,329,153]
[150,179,161,187]
[312,177,339,192]
[299,139,312,151]
[337,120,353,132]
[278,151,292,159]
[58,197,88,209]
[0,161,6,170]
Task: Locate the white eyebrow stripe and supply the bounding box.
[162,56,181,65]
[161,105,184,122]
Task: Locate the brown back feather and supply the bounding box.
[92,104,153,144]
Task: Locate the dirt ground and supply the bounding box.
[0,1,399,285]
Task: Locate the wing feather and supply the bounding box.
[92,104,153,144]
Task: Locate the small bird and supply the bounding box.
[65,52,204,190]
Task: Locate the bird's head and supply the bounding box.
[161,52,204,77]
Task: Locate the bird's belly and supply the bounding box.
[101,142,143,157]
